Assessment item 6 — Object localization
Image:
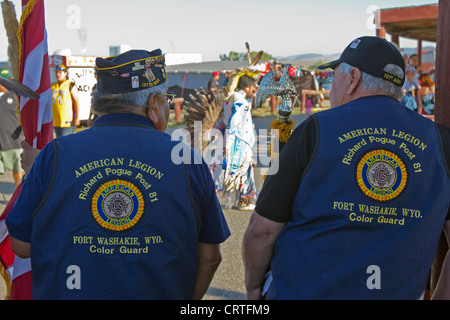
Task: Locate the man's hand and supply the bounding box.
[20,140,40,174]
[193,242,223,300]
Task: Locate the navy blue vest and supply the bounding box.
[31,114,204,299]
[268,96,450,299]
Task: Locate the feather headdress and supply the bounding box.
[226,68,261,100]
[226,42,263,100]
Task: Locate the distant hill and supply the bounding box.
[275,53,341,68]
[276,53,325,61]
[275,45,435,68]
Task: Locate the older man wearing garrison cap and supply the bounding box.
[7,49,230,300]
[242,36,450,300]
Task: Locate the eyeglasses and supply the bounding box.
[160,93,176,105]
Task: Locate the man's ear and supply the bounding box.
[146,93,159,126]
[347,68,362,95]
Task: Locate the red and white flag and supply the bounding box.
[0,0,52,300]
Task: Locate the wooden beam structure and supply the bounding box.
[379,4,438,42]
[377,4,438,65]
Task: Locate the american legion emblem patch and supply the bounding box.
[356,149,408,202]
[91,179,145,231]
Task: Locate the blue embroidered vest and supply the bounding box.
[268,96,450,299]
[31,114,202,299]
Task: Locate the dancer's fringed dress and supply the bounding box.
[223,90,258,209]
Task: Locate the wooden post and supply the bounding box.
[417,40,422,64]
[270,96,277,113]
[173,98,184,124]
[391,34,400,47]
[430,0,450,296]
[301,93,306,113]
[435,0,450,127]
[376,25,386,38]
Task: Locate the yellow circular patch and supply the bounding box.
[356,149,407,202]
[91,179,144,231]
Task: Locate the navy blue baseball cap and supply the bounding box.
[318,36,405,87]
[95,49,167,94]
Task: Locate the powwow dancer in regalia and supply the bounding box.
[184,72,260,211]
[184,46,262,211]
[222,70,260,210]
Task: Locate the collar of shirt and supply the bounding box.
[235,89,246,99]
[92,113,155,129]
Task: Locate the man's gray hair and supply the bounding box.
[91,82,168,115]
[339,62,404,101]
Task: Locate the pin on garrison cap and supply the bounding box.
[95,49,167,94]
[318,36,406,87]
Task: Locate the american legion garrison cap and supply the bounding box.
[95,49,167,94]
[319,36,405,87]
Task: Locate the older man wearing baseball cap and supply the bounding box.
[242,36,450,300]
[6,49,230,300]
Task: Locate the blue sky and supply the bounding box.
[0,0,438,62]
